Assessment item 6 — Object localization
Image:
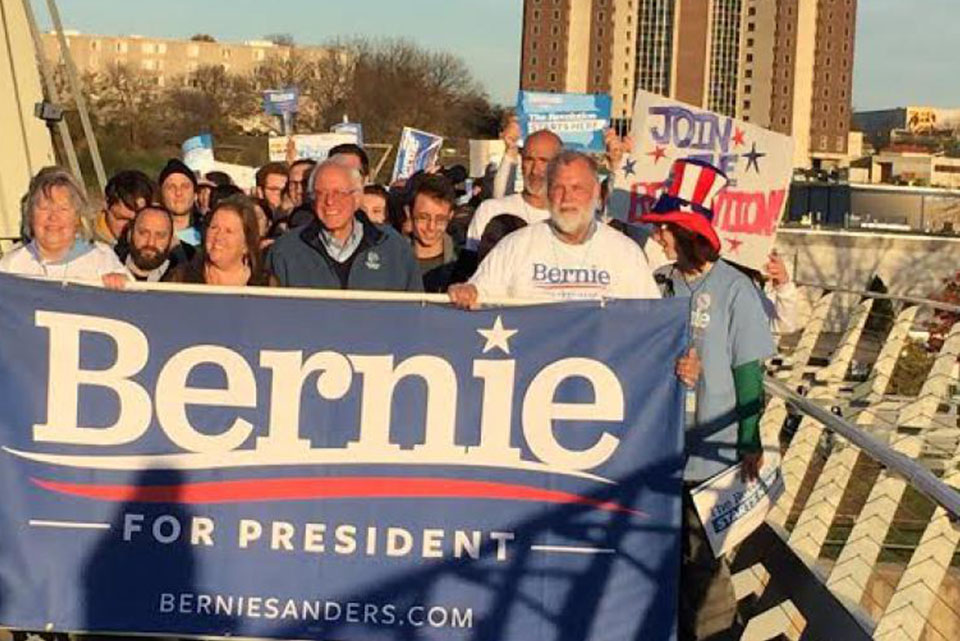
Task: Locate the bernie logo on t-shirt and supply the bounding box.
[531,263,612,298]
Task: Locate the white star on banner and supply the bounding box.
[477,315,518,355]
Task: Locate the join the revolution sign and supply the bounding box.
[0,274,686,641]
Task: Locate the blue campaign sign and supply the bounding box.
[517,91,613,152]
[0,274,686,641]
[331,122,364,146]
[262,87,300,116]
[392,127,444,182]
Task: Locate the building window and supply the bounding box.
[746,53,753,62]
[744,100,752,109]
[745,85,752,94]
[530,72,537,82]
[746,69,753,78]
[549,72,557,82]
[531,56,538,65]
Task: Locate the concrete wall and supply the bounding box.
[0,0,57,240]
[774,228,960,329]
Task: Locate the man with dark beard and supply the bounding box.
[115,206,194,282]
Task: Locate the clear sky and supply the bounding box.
[31,0,957,110]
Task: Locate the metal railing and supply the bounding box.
[735,283,960,641]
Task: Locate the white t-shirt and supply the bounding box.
[0,240,128,282]
[465,193,549,251]
[470,221,661,301]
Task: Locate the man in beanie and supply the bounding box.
[158,159,201,246]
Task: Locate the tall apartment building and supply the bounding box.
[520,0,857,168]
[38,31,329,88]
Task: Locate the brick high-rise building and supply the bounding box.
[520,0,858,168]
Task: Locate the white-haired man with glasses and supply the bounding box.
[267,159,422,291]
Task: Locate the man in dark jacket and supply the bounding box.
[268,159,422,291]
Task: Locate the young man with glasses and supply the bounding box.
[409,174,458,292]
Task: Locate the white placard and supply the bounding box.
[609,91,795,271]
[690,454,784,557]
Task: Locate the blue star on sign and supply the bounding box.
[744,143,766,173]
[622,158,636,177]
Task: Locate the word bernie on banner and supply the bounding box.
[609,90,794,271]
[0,274,687,641]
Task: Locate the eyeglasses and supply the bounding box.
[314,188,357,202]
[413,214,451,226]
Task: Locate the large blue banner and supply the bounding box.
[517,91,613,153]
[0,274,686,641]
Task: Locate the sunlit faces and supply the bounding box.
[205,208,248,270]
[361,192,388,224]
[521,132,562,199]
[312,165,361,237]
[411,194,453,250]
[259,173,287,211]
[252,202,270,238]
[287,163,313,208]
[547,159,599,237]
[106,197,145,240]
[32,185,79,259]
[161,173,196,218]
[652,224,678,261]
[130,208,174,271]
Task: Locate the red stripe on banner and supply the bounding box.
[691,166,716,205]
[668,160,686,197]
[31,476,646,516]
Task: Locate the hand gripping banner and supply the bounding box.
[0,274,687,641]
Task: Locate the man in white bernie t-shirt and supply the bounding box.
[449,151,661,306]
[464,130,563,253]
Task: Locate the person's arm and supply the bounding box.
[764,251,798,335]
[493,119,522,198]
[734,359,765,481]
[768,281,799,335]
[492,156,518,199]
[402,245,424,293]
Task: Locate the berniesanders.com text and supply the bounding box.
[160,592,474,629]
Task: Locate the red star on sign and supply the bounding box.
[647,145,667,164]
[732,128,746,148]
[725,237,744,254]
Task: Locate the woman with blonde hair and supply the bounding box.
[0,167,128,288]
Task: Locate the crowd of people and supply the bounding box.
[1,123,800,641]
